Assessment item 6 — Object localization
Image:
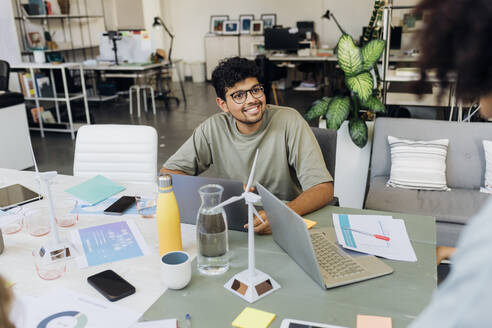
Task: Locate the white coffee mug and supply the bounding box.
[161,251,191,290]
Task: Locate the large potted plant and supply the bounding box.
[304,34,386,148]
[305,5,386,208]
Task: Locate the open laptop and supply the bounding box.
[171,174,248,231]
[257,183,393,289]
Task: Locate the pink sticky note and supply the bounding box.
[356,315,392,328]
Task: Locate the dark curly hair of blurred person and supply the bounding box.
[414,0,492,100]
[211,57,260,101]
[0,276,15,328]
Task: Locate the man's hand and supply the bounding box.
[244,209,271,234]
[242,184,272,234]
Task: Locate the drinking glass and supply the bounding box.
[32,248,67,280]
[1,207,24,234]
[56,199,79,227]
[25,208,51,237]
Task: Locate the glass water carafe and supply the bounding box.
[196,184,229,275]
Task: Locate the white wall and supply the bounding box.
[0,0,21,64]
[161,0,420,63]
[1,0,22,91]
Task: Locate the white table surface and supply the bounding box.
[0,168,198,316]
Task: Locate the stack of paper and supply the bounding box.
[17,288,140,328]
[332,214,417,262]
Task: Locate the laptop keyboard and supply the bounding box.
[310,232,365,279]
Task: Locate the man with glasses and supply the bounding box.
[161,57,333,234]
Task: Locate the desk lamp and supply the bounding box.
[322,10,346,35]
[152,16,174,65]
[211,150,281,303]
[152,16,182,108]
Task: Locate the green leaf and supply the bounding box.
[348,118,368,148]
[304,98,331,121]
[346,72,373,101]
[361,39,385,71]
[325,97,351,130]
[337,34,363,77]
[360,94,385,112]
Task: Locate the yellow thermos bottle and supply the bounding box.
[156,174,182,256]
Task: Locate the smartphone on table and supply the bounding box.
[87,269,135,302]
[103,196,136,215]
[280,319,346,328]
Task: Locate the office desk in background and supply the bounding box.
[83,61,187,106]
[0,168,436,328]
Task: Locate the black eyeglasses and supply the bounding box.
[228,84,264,104]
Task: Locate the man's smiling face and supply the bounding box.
[216,77,266,133]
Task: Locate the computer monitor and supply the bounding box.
[296,21,314,39]
[264,28,301,52]
[361,26,402,50]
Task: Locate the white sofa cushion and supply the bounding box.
[387,135,450,191]
[482,140,492,193]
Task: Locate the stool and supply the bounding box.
[129,85,156,117]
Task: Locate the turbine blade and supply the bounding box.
[209,195,244,212]
[245,149,259,192]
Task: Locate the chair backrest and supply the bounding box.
[0,60,10,91]
[74,124,158,185]
[371,117,492,189]
[311,127,337,178]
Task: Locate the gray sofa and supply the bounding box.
[365,118,492,246]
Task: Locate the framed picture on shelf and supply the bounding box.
[239,15,254,34]
[27,32,44,49]
[261,13,277,29]
[210,15,229,34]
[251,20,264,35]
[223,20,240,35]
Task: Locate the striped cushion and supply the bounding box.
[387,136,450,191]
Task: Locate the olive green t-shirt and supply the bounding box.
[163,105,333,201]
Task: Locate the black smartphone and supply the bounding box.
[87,270,135,302]
[103,196,136,215]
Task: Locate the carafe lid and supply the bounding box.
[158,174,172,188]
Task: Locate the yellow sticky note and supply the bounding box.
[356,314,392,328]
[232,307,276,328]
[303,218,318,229]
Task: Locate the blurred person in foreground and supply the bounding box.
[0,275,15,328]
[411,0,492,326]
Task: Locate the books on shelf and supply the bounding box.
[18,73,53,98]
[30,106,44,123]
[34,74,53,97]
[30,107,56,123]
[18,73,35,97]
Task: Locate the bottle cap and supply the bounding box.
[158,174,172,188]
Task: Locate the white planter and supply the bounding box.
[319,119,374,209]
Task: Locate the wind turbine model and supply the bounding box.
[211,150,280,303]
[36,171,79,262]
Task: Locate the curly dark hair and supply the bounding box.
[211,57,260,100]
[415,0,492,100]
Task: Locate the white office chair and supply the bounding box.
[73,125,158,185]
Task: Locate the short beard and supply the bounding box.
[232,110,265,125]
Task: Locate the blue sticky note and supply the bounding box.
[65,175,125,205]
